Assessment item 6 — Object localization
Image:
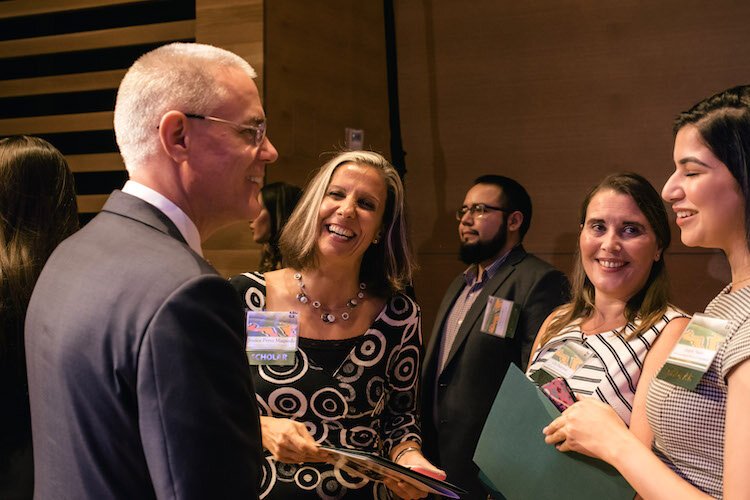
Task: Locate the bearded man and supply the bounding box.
[421,175,569,499]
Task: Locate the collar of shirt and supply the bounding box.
[121,180,203,257]
[462,245,516,287]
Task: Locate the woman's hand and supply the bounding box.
[384,447,445,499]
[542,398,629,461]
[260,416,329,463]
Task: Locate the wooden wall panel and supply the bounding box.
[0,20,194,57]
[0,1,265,278]
[0,70,126,97]
[0,0,144,17]
[264,1,391,190]
[395,1,750,336]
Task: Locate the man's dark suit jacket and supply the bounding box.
[25,191,263,499]
[421,246,569,499]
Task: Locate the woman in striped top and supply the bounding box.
[527,173,689,426]
[543,86,750,499]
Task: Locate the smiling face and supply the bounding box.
[662,124,746,253]
[579,189,661,303]
[187,67,279,226]
[316,162,387,266]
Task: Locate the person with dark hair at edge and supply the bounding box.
[0,136,79,499]
[250,181,302,272]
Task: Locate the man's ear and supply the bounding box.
[507,211,524,232]
[158,111,190,163]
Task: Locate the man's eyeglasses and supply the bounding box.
[455,203,512,221]
[185,113,266,146]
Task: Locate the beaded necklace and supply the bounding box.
[294,272,366,323]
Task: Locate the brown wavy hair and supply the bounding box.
[0,136,79,375]
[540,173,673,344]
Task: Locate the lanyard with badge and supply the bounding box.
[656,312,731,390]
[245,310,299,366]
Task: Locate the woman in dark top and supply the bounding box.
[250,181,302,272]
[0,136,78,499]
[231,151,441,499]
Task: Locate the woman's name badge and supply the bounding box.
[537,340,594,381]
[657,313,730,390]
[480,296,520,339]
[246,311,299,366]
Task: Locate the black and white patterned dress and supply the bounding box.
[230,272,423,499]
[646,286,750,498]
[527,306,688,424]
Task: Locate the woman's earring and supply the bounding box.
[373,238,379,244]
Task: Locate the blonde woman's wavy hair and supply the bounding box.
[279,151,416,297]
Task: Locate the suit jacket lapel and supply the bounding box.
[439,246,528,374]
[101,190,190,247]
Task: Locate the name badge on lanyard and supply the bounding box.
[657,312,730,390]
[246,311,299,366]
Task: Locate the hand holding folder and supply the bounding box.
[473,365,634,500]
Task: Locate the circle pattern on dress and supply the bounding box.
[244,284,266,310]
[259,455,276,498]
[268,387,308,418]
[259,348,309,384]
[295,466,321,490]
[337,360,364,382]
[351,330,386,367]
[390,344,419,390]
[310,387,348,420]
[343,425,378,449]
[366,376,385,407]
[234,272,424,499]
[317,470,346,500]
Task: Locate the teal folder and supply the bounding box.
[473,364,635,500]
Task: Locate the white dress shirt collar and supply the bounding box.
[121,180,203,256]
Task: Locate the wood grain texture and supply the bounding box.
[0,70,126,98]
[0,0,143,18]
[394,1,750,338]
[196,0,265,273]
[76,194,109,213]
[0,111,113,135]
[0,20,195,58]
[66,153,124,173]
[263,0,391,191]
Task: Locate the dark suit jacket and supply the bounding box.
[25,191,263,499]
[421,246,569,499]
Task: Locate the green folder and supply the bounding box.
[473,364,634,500]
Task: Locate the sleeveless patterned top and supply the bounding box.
[528,305,687,424]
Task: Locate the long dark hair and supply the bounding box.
[542,173,672,343]
[258,182,302,272]
[0,136,79,374]
[673,84,750,249]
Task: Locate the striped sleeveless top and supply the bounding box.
[527,305,688,424]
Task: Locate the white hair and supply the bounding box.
[114,42,257,171]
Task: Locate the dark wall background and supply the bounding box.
[2,1,745,342]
